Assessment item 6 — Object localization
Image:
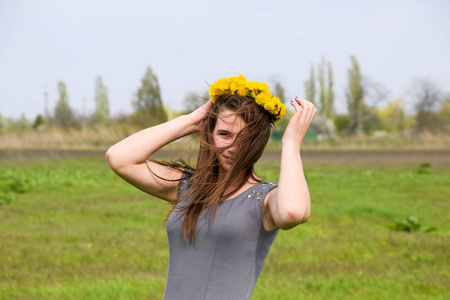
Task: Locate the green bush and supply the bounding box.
[0,172,34,193]
[391,216,421,232]
[334,115,350,133]
[391,216,436,233]
[416,162,431,174]
[0,191,16,205]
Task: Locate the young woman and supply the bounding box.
[106,75,317,299]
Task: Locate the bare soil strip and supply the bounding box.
[1,149,449,166]
[264,150,450,165]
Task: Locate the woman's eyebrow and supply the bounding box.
[216,129,231,134]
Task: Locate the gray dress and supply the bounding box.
[163,174,279,300]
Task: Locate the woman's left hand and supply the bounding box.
[281,97,317,151]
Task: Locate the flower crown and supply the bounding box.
[209,75,286,123]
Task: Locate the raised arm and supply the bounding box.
[265,97,317,230]
[106,100,212,202]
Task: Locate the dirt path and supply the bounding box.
[262,150,450,165]
[1,149,449,166]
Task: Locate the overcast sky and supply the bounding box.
[1,0,449,119]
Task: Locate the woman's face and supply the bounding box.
[212,109,246,174]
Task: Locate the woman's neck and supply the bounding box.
[220,169,260,200]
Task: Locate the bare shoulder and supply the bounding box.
[262,186,279,231]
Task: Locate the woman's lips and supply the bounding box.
[223,155,233,164]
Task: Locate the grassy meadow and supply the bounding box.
[0,155,449,299]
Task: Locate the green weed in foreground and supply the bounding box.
[0,157,449,299]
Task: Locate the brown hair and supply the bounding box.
[154,94,272,244]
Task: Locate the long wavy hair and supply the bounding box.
[153,94,272,244]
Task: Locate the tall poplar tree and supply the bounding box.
[274,82,286,104]
[326,62,334,119]
[304,65,316,106]
[318,58,334,119]
[132,66,167,127]
[0,113,5,133]
[92,76,110,125]
[54,81,75,128]
[319,61,326,114]
[346,55,364,134]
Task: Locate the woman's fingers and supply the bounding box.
[290,98,302,113]
[295,98,315,121]
[204,99,213,108]
[201,100,212,115]
[300,98,316,124]
[289,97,317,135]
[308,105,318,124]
[198,99,213,113]
[283,97,317,147]
[295,97,315,111]
[188,99,214,126]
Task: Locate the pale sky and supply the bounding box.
[1,0,449,119]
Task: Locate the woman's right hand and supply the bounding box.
[187,100,213,130]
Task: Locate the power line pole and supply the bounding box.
[44,86,49,118]
[44,85,51,126]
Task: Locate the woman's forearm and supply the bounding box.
[276,143,311,227]
[269,97,316,230]
[106,115,197,170]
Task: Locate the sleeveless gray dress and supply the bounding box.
[163,174,279,300]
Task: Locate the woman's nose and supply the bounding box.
[227,143,237,154]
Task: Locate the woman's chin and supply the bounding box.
[218,162,231,173]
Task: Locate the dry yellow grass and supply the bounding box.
[1,126,450,150]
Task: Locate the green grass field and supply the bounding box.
[0,156,448,299]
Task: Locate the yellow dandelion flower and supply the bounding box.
[382,241,387,246]
[209,84,229,103]
[273,103,286,121]
[267,96,280,113]
[216,88,230,96]
[214,78,230,91]
[210,88,231,103]
[235,74,247,86]
[209,86,218,96]
[280,104,286,115]
[237,86,249,97]
[258,82,269,92]
[230,81,240,92]
[245,81,259,94]
[87,243,92,248]
[255,91,271,105]
[264,100,275,111]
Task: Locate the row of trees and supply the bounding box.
[0,77,113,131]
[302,55,450,136]
[1,57,449,136]
[0,67,168,132]
[52,67,167,128]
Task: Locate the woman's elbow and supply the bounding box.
[278,209,310,230]
[105,147,123,172]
